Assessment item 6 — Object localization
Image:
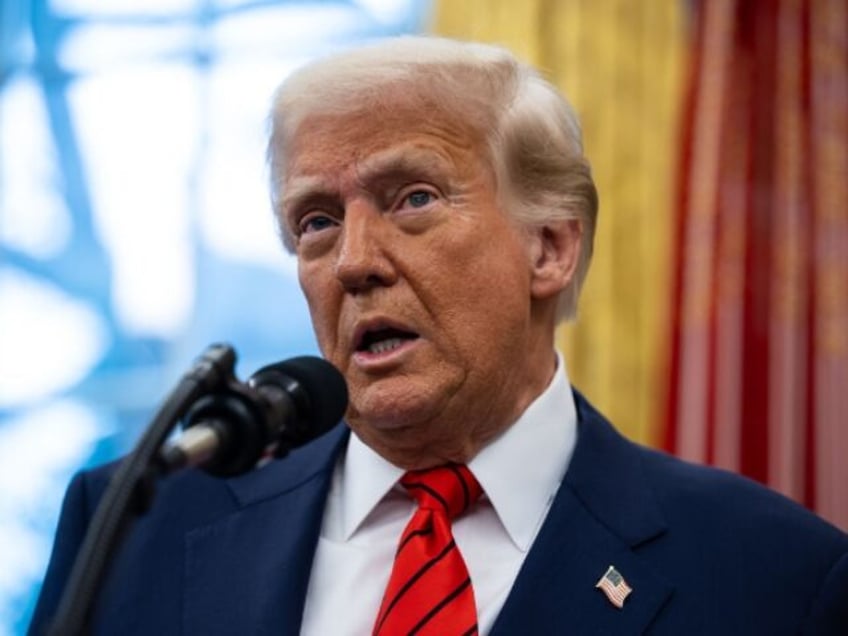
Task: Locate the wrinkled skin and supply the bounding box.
[281,103,581,469]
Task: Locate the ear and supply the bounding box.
[528,219,582,301]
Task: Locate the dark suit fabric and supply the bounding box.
[30,392,848,635]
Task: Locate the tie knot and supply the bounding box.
[400,464,482,519]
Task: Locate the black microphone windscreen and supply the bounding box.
[258,356,348,437]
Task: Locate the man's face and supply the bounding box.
[281,102,558,467]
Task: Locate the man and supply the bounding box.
[31,36,847,635]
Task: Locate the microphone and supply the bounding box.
[160,356,348,477]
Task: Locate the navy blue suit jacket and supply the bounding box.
[30,392,848,634]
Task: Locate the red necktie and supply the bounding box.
[373,464,482,636]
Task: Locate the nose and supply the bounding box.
[334,200,398,293]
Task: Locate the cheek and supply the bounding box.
[435,226,530,310]
[299,265,340,351]
[427,252,531,358]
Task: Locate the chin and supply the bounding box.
[350,400,433,432]
[346,365,466,438]
[348,382,447,433]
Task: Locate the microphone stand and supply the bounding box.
[47,344,238,636]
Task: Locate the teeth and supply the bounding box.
[368,337,404,354]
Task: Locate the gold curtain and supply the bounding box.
[433,0,687,445]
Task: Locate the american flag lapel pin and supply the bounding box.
[595,565,633,609]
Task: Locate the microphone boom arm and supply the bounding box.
[47,344,239,635]
[45,345,348,635]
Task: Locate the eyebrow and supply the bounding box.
[353,144,455,187]
[281,175,332,214]
[281,143,457,217]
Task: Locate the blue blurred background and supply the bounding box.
[0,1,431,632]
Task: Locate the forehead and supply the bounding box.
[283,102,490,184]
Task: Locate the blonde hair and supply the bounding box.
[268,36,598,321]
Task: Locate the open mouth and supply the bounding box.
[356,327,419,355]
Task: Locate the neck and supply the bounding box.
[363,346,559,470]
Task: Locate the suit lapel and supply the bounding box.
[182,425,349,635]
[491,392,674,634]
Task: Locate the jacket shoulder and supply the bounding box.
[571,390,848,634]
[29,423,349,635]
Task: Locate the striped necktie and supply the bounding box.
[373,464,482,636]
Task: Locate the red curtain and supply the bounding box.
[666,0,848,530]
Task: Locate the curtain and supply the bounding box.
[667,0,848,529]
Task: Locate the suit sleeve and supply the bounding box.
[28,471,97,636]
[800,549,848,635]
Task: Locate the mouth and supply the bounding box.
[354,323,420,356]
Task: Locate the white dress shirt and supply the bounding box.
[300,354,578,635]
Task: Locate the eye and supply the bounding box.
[402,189,436,209]
[298,213,337,235]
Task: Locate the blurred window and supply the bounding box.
[0,1,430,631]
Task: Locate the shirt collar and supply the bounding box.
[470,352,577,550]
[340,431,404,540]
[339,351,578,549]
